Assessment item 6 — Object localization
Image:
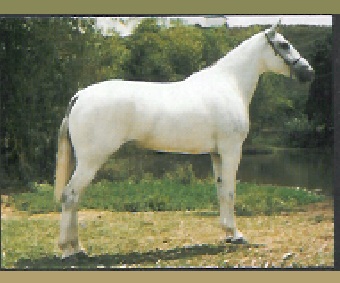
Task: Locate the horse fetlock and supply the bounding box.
[220,219,235,232]
[224,226,234,234]
[59,238,83,257]
[70,239,80,248]
[59,236,78,248]
[58,241,67,251]
[222,226,244,240]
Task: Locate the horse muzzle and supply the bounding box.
[292,57,315,83]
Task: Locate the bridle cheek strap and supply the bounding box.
[265,32,301,74]
[289,58,301,79]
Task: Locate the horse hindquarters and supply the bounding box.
[58,137,117,258]
[58,102,130,257]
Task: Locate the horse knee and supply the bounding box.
[218,188,234,204]
[61,187,80,209]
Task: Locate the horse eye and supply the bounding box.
[278,42,290,50]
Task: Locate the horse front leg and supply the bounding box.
[218,147,246,244]
[211,152,223,210]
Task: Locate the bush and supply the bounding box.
[284,116,314,147]
[163,162,197,184]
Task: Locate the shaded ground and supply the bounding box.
[1,197,334,269]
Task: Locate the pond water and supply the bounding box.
[110,147,333,196]
[237,149,333,195]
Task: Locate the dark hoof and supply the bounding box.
[225,236,248,244]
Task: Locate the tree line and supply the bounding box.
[0,17,332,189]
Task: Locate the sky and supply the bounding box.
[225,15,332,26]
[96,15,332,36]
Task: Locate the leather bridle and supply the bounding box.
[265,32,301,67]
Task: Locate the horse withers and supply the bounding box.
[55,20,314,259]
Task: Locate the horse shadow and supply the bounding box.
[14,242,263,270]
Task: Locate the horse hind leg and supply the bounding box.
[58,158,103,259]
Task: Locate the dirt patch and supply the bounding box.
[1,195,24,220]
[1,200,334,268]
[1,197,334,268]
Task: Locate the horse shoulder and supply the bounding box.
[205,86,249,137]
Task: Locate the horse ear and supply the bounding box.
[266,19,282,38]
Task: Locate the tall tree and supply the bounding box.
[0,18,97,188]
[305,33,332,147]
[124,18,174,82]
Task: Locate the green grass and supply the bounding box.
[7,178,325,216]
[1,203,334,269]
[2,219,59,268]
[1,175,332,269]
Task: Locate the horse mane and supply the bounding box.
[215,32,264,69]
[186,31,264,82]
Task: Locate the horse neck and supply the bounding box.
[214,32,266,106]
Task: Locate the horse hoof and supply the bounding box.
[225,236,248,244]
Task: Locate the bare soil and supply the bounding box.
[1,195,334,268]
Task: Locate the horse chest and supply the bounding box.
[207,93,250,137]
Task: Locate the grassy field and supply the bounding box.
[1,179,333,269]
[5,177,326,215]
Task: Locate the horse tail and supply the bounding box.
[54,96,78,202]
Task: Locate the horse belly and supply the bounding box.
[140,136,215,154]
[135,114,215,154]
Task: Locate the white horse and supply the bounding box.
[55,21,314,259]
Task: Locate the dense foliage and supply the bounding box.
[305,33,333,147]
[0,17,332,188]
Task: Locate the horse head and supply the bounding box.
[263,20,314,83]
